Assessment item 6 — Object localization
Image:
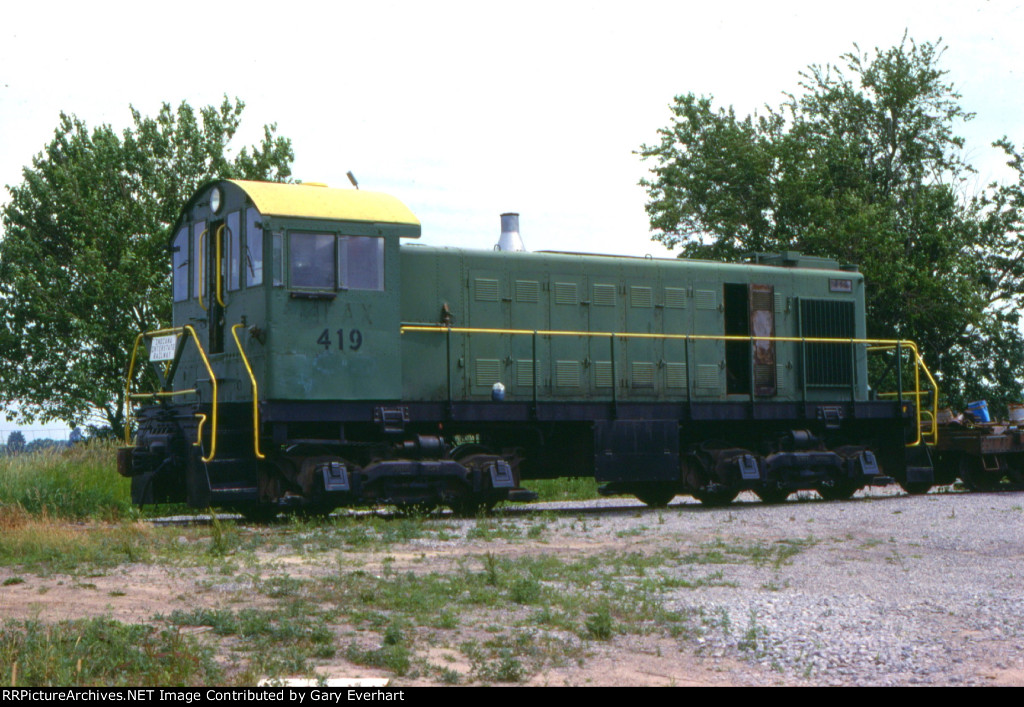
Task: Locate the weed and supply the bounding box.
[482,553,501,587]
[0,444,138,521]
[467,518,520,542]
[716,607,732,636]
[207,514,238,557]
[435,611,459,630]
[463,639,526,684]
[737,609,768,657]
[526,523,546,540]
[616,526,648,538]
[345,641,412,676]
[163,606,336,675]
[509,575,542,604]
[490,650,525,682]
[522,477,599,502]
[0,617,222,686]
[0,516,154,572]
[584,605,614,641]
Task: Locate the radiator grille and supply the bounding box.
[800,299,854,386]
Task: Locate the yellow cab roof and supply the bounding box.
[230,179,420,226]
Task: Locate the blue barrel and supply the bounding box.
[967,400,990,423]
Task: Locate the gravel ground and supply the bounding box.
[502,487,1024,686]
[4,487,1021,686]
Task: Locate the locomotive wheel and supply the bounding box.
[959,456,1002,492]
[448,444,509,516]
[816,479,857,501]
[449,496,497,517]
[633,483,677,508]
[685,444,739,507]
[1007,459,1024,489]
[693,487,739,507]
[236,503,281,523]
[899,482,932,495]
[394,502,439,517]
[755,485,790,504]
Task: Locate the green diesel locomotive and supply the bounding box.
[119,179,939,516]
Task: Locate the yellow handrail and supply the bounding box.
[400,324,939,448]
[124,325,219,462]
[231,323,265,460]
[194,413,208,450]
[129,389,199,400]
[405,324,915,347]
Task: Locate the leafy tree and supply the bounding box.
[0,97,294,438]
[5,430,26,455]
[638,36,1024,409]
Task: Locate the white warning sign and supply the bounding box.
[149,334,178,362]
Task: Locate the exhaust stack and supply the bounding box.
[496,213,526,252]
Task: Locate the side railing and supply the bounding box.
[124,325,219,462]
[231,323,265,460]
[400,325,939,447]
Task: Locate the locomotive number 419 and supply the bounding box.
[317,328,363,352]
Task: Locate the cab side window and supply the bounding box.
[289,232,335,289]
[245,207,263,287]
[226,211,241,292]
[192,221,207,299]
[172,227,189,302]
[341,236,384,291]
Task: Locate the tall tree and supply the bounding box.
[638,36,1024,409]
[0,97,294,438]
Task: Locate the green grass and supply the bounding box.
[0,617,222,686]
[521,476,599,502]
[163,605,337,677]
[0,443,133,521]
[0,505,157,571]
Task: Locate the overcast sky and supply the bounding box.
[2,0,1023,438]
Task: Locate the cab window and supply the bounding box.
[289,232,335,289]
[224,211,241,292]
[172,226,189,302]
[340,236,384,291]
[192,221,206,299]
[245,207,263,287]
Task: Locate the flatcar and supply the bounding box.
[119,179,944,516]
